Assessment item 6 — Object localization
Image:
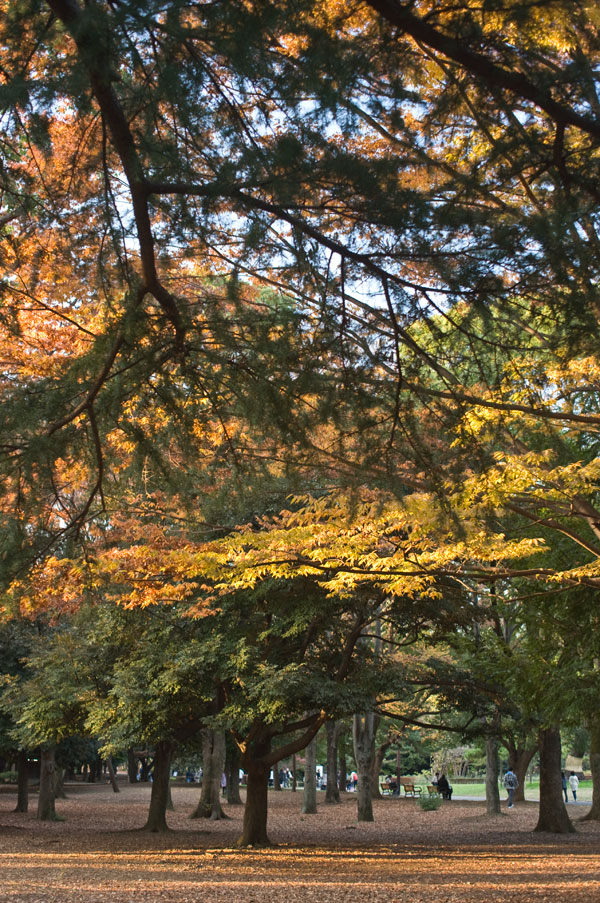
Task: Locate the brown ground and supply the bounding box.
[1,782,599,902]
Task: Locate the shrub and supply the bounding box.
[0,771,17,784]
[418,794,442,811]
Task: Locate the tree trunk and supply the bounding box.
[54,765,67,799]
[273,762,281,791]
[37,746,58,821]
[395,747,403,793]
[14,749,29,813]
[191,729,226,819]
[226,742,243,805]
[371,729,391,800]
[127,748,138,783]
[302,734,318,814]
[581,716,600,821]
[325,720,340,804]
[485,735,501,815]
[106,757,120,793]
[511,746,537,803]
[353,712,375,822]
[339,730,348,793]
[535,726,574,833]
[238,737,271,847]
[143,741,174,832]
[291,753,297,792]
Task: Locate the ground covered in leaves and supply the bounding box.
[1,781,599,902]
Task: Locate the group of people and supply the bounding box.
[562,771,579,802]
[431,772,452,799]
[503,767,582,808]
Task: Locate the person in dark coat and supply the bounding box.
[437,773,452,799]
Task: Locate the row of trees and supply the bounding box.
[1,0,600,841]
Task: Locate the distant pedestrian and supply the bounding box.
[569,772,579,801]
[561,772,568,803]
[221,772,227,797]
[503,768,518,808]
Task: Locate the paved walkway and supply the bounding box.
[453,793,590,805]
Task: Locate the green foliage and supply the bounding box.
[418,795,442,812]
[0,770,17,783]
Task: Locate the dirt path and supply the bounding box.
[1,782,599,902]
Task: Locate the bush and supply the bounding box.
[0,771,17,784]
[418,794,442,811]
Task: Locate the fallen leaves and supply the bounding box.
[1,783,599,902]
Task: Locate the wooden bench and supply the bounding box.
[427,784,441,797]
[380,781,399,796]
[399,778,422,797]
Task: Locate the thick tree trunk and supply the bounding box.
[485,735,501,815]
[535,726,574,833]
[325,720,340,804]
[106,757,120,793]
[226,743,243,805]
[353,712,375,822]
[37,746,58,821]
[581,716,600,821]
[143,741,174,832]
[191,729,226,819]
[302,734,318,814]
[238,738,271,847]
[503,733,538,803]
[127,748,138,783]
[14,749,29,813]
[511,746,537,803]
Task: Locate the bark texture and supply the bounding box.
[15,749,29,813]
[371,728,392,800]
[106,757,120,794]
[226,743,243,805]
[505,740,537,803]
[338,732,348,794]
[353,713,375,822]
[127,748,138,783]
[534,726,574,833]
[302,734,318,814]
[37,746,57,821]
[238,737,271,847]
[191,729,226,820]
[143,741,174,832]
[485,735,501,815]
[325,720,340,804]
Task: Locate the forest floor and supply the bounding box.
[1,780,599,903]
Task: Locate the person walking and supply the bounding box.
[568,771,579,802]
[503,768,518,809]
[561,772,568,803]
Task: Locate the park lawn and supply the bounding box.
[442,780,594,801]
[1,780,600,902]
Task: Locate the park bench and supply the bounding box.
[427,784,441,797]
[399,778,422,797]
[380,782,399,796]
